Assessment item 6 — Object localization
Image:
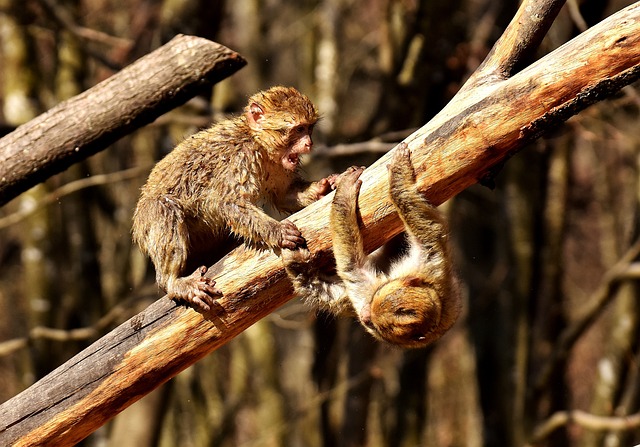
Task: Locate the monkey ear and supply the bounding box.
[247,103,265,130]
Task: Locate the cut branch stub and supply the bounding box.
[0,35,246,207]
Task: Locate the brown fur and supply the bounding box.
[133,86,336,312]
[283,144,461,348]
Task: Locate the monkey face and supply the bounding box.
[368,279,443,348]
[243,86,318,172]
[281,124,314,171]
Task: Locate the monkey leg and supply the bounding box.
[149,195,223,312]
[388,144,447,251]
[330,166,366,275]
[330,166,380,316]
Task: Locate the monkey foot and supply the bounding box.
[388,143,413,176]
[335,166,364,196]
[169,266,223,313]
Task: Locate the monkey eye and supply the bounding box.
[293,125,307,134]
[364,320,375,329]
[395,308,418,318]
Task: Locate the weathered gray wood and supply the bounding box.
[0,34,246,206]
[1,2,640,445]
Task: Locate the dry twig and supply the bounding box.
[528,409,640,445]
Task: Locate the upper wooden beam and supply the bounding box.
[0,35,246,207]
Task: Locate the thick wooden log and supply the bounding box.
[1,1,640,445]
[0,35,246,206]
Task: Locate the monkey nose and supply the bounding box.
[360,306,373,327]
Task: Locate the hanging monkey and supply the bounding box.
[283,144,461,347]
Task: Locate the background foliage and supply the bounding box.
[0,0,639,446]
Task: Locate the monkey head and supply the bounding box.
[363,277,444,348]
[246,86,319,171]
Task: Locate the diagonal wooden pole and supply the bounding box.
[1,1,640,445]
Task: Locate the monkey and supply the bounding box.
[132,86,338,312]
[283,144,461,348]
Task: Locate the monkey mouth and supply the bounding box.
[283,153,300,170]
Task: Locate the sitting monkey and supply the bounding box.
[132,87,337,312]
[283,144,461,348]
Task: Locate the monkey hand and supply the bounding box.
[279,219,306,249]
[325,167,363,189]
[313,176,338,198]
[314,166,365,198]
[281,247,312,276]
[169,266,222,313]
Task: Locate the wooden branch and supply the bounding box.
[2,1,640,445]
[0,35,246,207]
[465,0,565,86]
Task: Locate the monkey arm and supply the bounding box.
[329,168,374,291]
[388,145,452,284]
[389,144,447,249]
[392,187,449,256]
[282,249,353,315]
[276,177,334,213]
[218,199,303,250]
